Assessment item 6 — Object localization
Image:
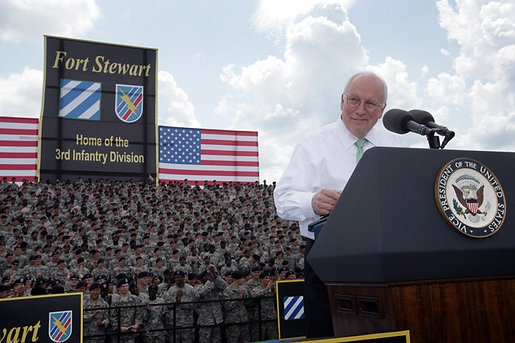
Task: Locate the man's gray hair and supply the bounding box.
[343,72,388,103]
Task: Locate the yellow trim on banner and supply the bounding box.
[300,330,411,343]
[276,279,306,341]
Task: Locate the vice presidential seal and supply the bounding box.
[435,158,506,238]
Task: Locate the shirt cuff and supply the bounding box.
[301,192,318,218]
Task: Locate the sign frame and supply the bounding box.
[38,35,158,181]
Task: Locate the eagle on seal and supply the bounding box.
[452,184,485,215]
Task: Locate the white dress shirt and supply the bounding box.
[274,116,405,239]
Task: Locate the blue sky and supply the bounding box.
[0,0,514,182]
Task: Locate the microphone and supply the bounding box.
[409,109,455,139]
[383,109,435,136]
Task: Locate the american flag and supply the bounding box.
[0,117,38,182]
[159,126,259,184]
[0,118,260,184]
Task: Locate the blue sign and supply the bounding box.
[283,296,304,320]
[59,79,101,120]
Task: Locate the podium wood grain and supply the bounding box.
[327,276,515,343]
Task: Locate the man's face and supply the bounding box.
[118,284,129,295]
[175,275,185,287]
[90,288,101,300]
[261,275,271,286]
[13,283,24,294]
[130,286,139,296]
[340,74,385,138]
[149,288,157,300]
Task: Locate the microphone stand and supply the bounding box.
[426,131,441,149]
[426,130,455,149]
[440,131,455,149]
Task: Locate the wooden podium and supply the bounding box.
[308,148,515,343]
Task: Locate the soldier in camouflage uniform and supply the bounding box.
[112,257,131,279]
[157,269,174,299]
[196,266,226,343]
[142,285,166,343]
[245,266,263,341]
[250,270,278,340]
[83,283,109,343]
[25,255,48,280]
[222,271,250,343]
[164,270,198,343]
[110,278,143,343]
[53,259,71,287]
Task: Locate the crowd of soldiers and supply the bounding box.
[0,177,305,342]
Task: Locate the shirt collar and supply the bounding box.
[336,117,381,149]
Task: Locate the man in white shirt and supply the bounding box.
[274,72,404,338]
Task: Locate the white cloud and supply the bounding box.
[421,65,429,78]
[368,57,421,110]
[0,67,43,117]
[0,0,100,42]
[426,72,467,105]
[158,70,200,128]
[436,0,515,151]
[252,0,356,40]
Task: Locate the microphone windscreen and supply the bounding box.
[409,109,434,125]
[383,109,413,134]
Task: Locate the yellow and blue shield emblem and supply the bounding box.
[49,310,73,343]
[115,84,143,123]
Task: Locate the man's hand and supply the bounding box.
[208,266,217,280]
[311,188,342,216]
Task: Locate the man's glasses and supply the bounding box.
[344,95,383,111]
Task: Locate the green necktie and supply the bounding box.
[355,138,366,163]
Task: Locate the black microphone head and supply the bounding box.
[409,109,434,125]
[383,109,413,134]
